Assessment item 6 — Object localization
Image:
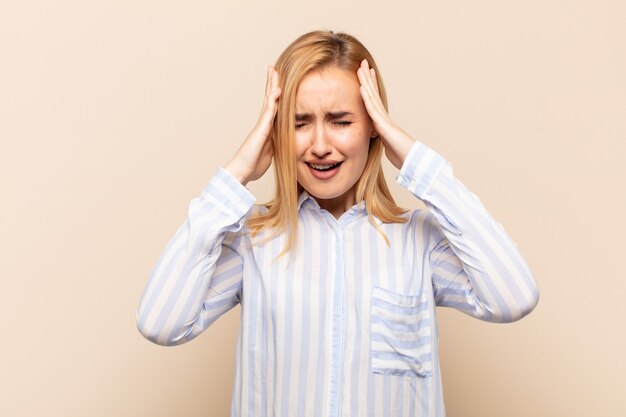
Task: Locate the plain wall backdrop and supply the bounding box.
[1,1,624,416]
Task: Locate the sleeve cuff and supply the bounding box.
[200,167,256,218]
[396,140,447,197]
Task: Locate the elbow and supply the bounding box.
[137,323,164,346]
[518,286,540,320]
[499,286,540,323]
[136,308,196,346]
[471,280,540,323]
[136,316,163,346]
[136,309,177,347]
[476,284,540,323]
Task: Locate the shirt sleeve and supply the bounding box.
[136,167,255,345]
[396,140,540,322]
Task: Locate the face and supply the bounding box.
[294,65,373,215]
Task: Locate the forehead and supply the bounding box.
[295,66,362,111]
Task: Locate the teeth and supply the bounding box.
[309,162,340,171]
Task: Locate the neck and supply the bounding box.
[314,188,357,220]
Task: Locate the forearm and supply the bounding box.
[136,168,254,345]
[398,141,540,322]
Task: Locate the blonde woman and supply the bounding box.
[136,30,539,417]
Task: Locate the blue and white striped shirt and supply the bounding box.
[136,140,539,417]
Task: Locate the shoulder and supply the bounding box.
[387,208,443,247]
[397,207,438,229]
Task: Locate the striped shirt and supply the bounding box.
[136,140,540,417]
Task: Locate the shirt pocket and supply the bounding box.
[370,285,433,378]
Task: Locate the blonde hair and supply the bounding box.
[247,30,408,255]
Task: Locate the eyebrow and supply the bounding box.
[295,111,353,121]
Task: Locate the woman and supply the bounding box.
[136,30,539,417]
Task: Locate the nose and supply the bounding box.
[310,126,332,157]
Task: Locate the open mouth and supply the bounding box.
[307,162,343,171]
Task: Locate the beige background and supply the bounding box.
[1,1,624,416]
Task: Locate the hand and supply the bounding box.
[224,66,281,185]
[357,59,415,170]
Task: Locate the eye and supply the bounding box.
[295,122,306,130]
[333,121,353,127]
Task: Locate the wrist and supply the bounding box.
[223,160,250,186]
[382,127,415,170]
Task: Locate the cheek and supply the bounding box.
[334,128,370,153]
[294,133,308,158]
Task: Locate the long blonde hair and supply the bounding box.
[247,30,408,255]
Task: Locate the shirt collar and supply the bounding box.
[297,190,317,211]
[297,190,381,225]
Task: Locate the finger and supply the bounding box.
[262,66,274,109]
[259,86,281,127]
[370,67,380,96]
[267,72,281,109]
[360,60,378,97]
[363,67,386,115]
[358,61,379,106]
[273,86,282,102]
[357,64,390,135]
[359,82,390,134]
[268,87,281,115]
[271,68,280,92]
[358,67,386,117]
[264,68,280,109]
[264,66,272,97]
[359,84,378,117]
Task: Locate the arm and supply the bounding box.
[356,59,539,323]
[397,141,540,322]
[136,168,255,345]
[137,65,281,345]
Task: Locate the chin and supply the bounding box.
[309,190,345,201]
[301,179,357,203]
